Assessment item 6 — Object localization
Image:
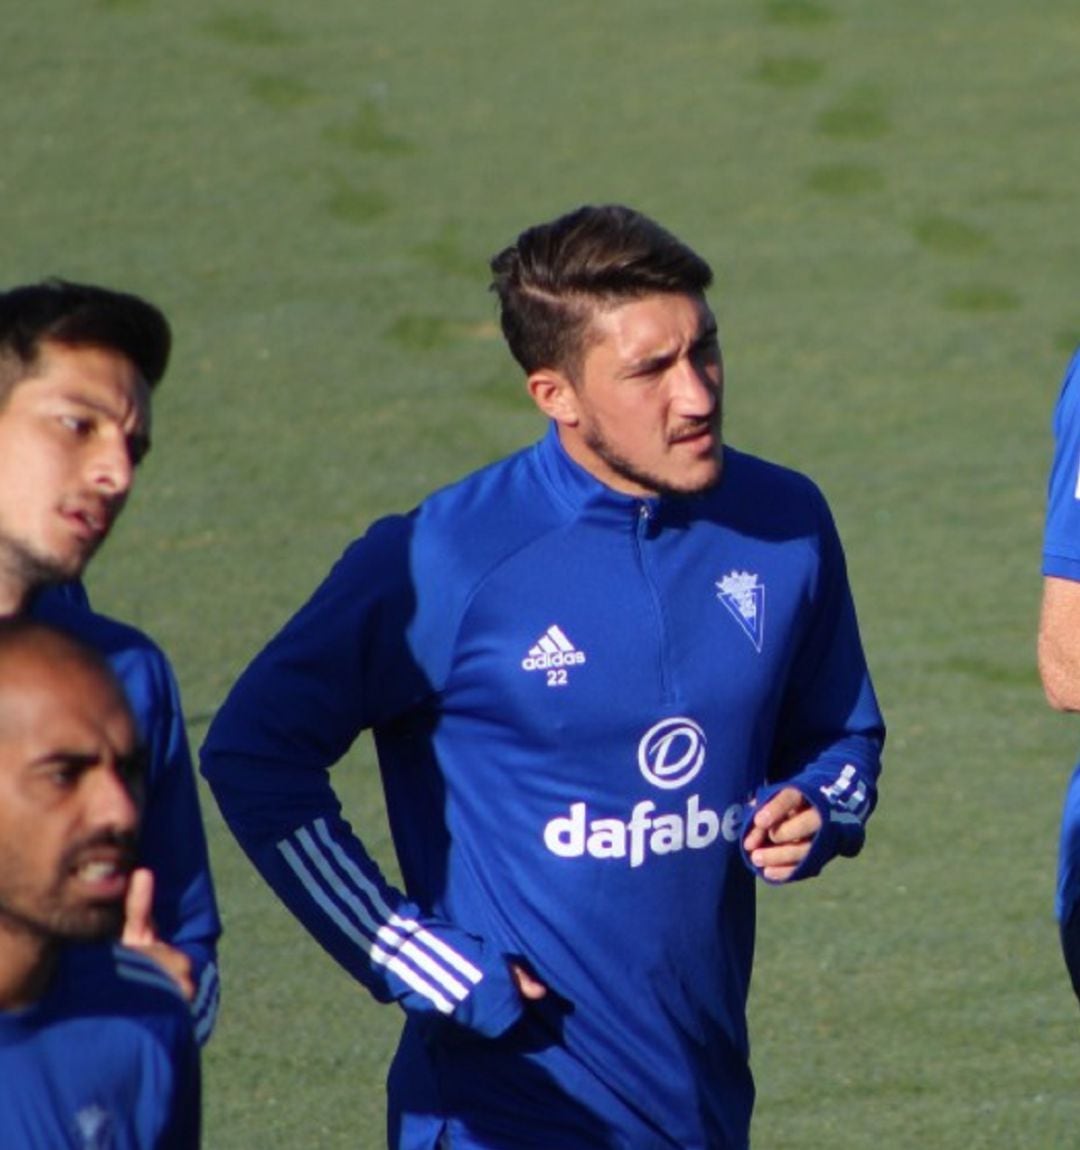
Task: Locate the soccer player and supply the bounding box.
[1037,346,1080,1002]
[0,619,200,1148]
[202,205,885,1149]
[0,280,220,1042]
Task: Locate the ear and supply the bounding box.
[527,368,580,426]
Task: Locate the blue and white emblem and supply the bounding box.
[716,570,765,652]
[73,1104,113,1150]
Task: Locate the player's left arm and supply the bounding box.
[742,487,885,885]
[134,648,221,1044]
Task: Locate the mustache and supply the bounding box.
[669,413,721,443]
[60,829,138,872]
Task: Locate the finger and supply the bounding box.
[749,841,812,871]
[766,807,821,844]
[510,963,547,1001]
[752,787,806,830]
[122,867,157,945]
[761,863,801,883]
[742,822,768,853]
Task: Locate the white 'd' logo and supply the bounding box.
[638,718,706,790]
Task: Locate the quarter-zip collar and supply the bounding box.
[533,422,662,527]
[533,421,731,531]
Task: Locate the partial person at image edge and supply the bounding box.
[0,620,200,1148]
[1037,345,1080,1003]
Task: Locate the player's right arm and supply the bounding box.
[1041,350,1080,712]
[200,519,525,1038]
[1039,577,1080,711]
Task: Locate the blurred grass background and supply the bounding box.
[4,1,1079,1145]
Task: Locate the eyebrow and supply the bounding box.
[620,320,720,379]
[57,392,143,425]
[30,745,145,777]
[29,749,100,773]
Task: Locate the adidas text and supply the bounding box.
[522,649,587,671]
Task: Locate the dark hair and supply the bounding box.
[489,205,713,377]
[0,279,171,403]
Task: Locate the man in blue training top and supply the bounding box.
[0,280,220,1042]
[0,619,200,1148]
[1037,347,1080,1003]
[203,205,885,1149]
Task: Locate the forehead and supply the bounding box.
[583,293,715,363]
[0,656,134,760]
[6,342,151,427]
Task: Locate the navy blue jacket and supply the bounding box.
[0,944,200,1148]
[33,590,221,1044]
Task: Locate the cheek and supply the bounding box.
[0,441,52,501]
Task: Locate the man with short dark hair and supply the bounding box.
[0,619,200,1148]
[0,279,220,1042]
[203,205,884,1149]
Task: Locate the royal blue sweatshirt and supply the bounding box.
[203,426,884,1149]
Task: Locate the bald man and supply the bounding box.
[0,619,200,1149]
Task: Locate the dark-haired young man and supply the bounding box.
[203,205,884,1149]
[0,619,200,1148]
[0,280,220,1043]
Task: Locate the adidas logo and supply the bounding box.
[521,625,587,672]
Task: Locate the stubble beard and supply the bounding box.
[0,883,126,945]
[583,416,725,499]
[0,532,93,610]
[0,836,133,945]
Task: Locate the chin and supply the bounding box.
[671,458,724,497]
[55,904,126,941]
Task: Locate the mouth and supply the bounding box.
[670,425,718,451]
[69,851,133,899]
[62,503,110,543]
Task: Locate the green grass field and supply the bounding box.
[5,1,1080,1145]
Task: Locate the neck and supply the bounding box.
[0,556,33,618]
[0,926,57,1012]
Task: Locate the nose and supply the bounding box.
[87,763,140,835]
[91,436,135,497]
[671,356,720,417]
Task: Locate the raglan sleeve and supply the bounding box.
[199,517,524,1038]
[137,649,222,1045]
[742,482,885,882]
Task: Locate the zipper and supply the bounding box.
[633,502,673,703]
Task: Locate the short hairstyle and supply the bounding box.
[0,279,171,405]
[489,205,713,377]
[0,618,124,704]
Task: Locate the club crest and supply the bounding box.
[715,570,765,652]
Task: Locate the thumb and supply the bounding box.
[510,962,547,1001]
[122,867,157,946]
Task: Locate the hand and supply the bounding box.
[510,962,547,1002]
[122,867,196,1002]
[742,787,822,883]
